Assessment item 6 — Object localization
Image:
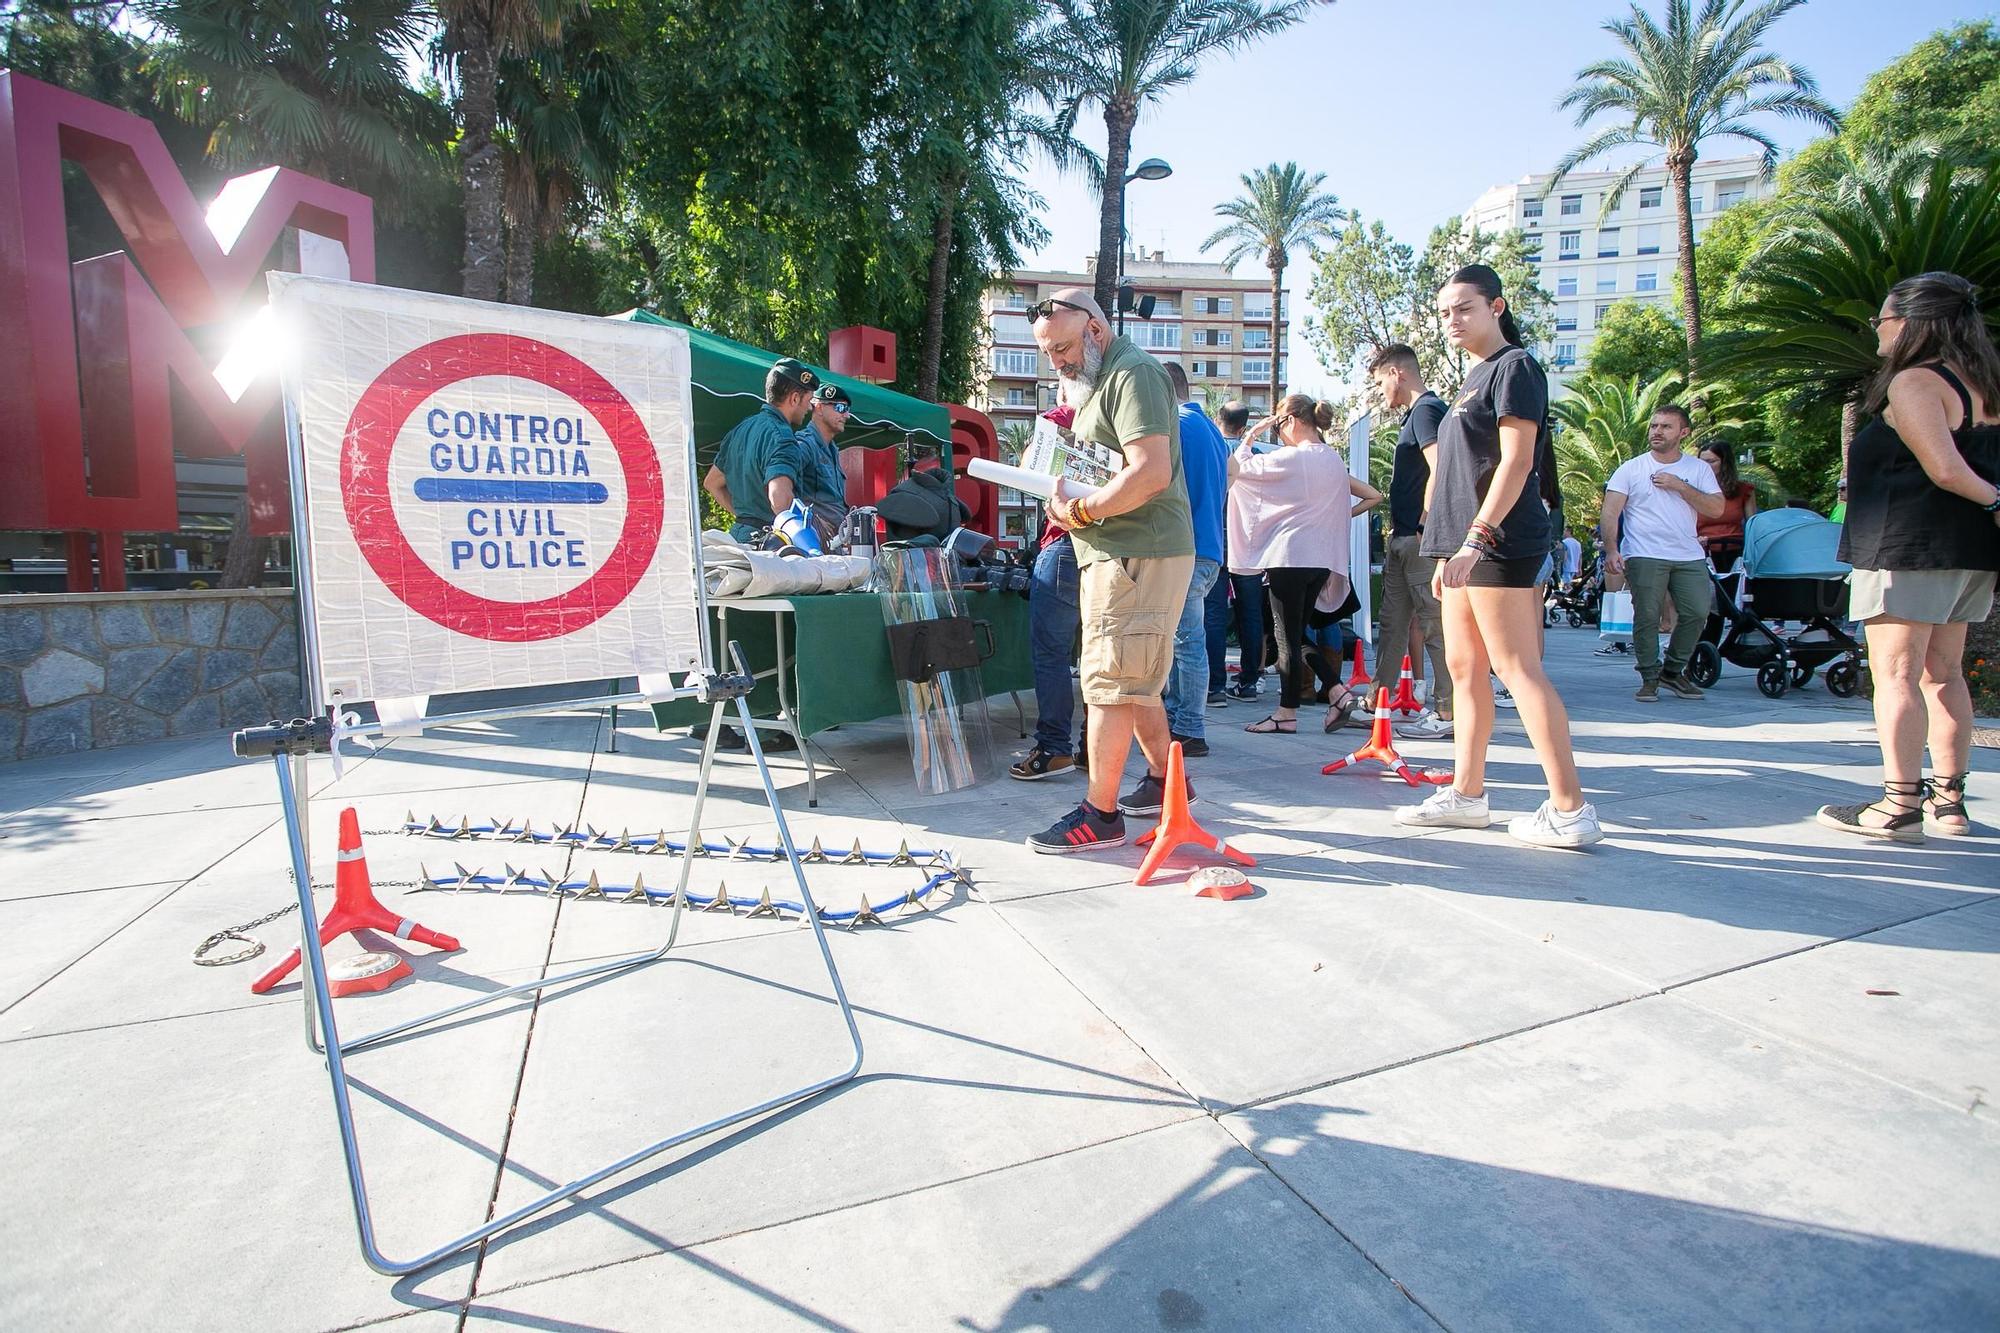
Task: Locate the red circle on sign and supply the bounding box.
[341,333,665,642]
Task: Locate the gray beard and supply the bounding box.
[1057,337,1106,407]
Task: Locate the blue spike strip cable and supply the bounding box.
[399,815,969,926]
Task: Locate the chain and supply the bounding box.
[189,866,422,966]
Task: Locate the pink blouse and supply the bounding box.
[1226,440,1353,579]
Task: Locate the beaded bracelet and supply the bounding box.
[1072,498,1095,526]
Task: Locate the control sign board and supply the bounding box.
[272,275,702,707]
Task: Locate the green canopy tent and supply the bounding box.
[611,309,953,470]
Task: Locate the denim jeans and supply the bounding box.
[1230,572,1267,690]
[1029,534,1081,755]
[1164,557,1222,738]
[1203,573,1232,693]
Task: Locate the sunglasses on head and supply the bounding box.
[1027,297,1091,322]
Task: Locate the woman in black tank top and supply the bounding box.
[1817,272,2000,843]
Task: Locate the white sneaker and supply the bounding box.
[1492,680,1517,709]
[1395,711,1454,741]
[1395,787,1491,828]
[1508,800,1603,848]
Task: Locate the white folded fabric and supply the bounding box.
[699,530,873,598]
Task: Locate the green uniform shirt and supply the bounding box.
[794,423,849,505]
[1067,335,1194,566]
[716,403,805,531]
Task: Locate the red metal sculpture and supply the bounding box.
[0,72,374,588]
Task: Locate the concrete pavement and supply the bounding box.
[2,629,1995,1331]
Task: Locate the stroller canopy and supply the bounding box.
[1744,508,1851,578]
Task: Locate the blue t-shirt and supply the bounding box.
[1176,401,1229,564]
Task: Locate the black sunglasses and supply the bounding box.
[1027,297,1091,323]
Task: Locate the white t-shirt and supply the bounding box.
[1560,535,1583,580]
[1606,452,1720,561]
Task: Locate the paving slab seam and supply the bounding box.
[0,877,184,904]
[458,717,601,1326]
[0,810,283,1020]
[453,1110,1220,1315]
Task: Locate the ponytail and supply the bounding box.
[1448,263,1522,347]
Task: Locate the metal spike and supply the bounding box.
[490,814,509,837]
[842,838,867,865]
[557,822,577,841]
[453,862,478,891]
[425,814,445,835]
[511,819,537,844]
[703,879,736,913]
[404,809,418,832]
[577,870,605,900]
[847,893,883,930]
[583,824,604,845]
[416,863,440,892]
[725,836,747,861]
[612,827,633,852]
[803,836,827,863]
[689,839,710,858]
[746,886,785,920]
[889,839,916,866]
[666,883,690,912]
[650,829,672,855]
[900,887,934,914]
[452,816,473,840]
[501,864,526,891]
[620,871,650,904]
[541,865,566,894]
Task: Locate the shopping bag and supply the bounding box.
[1599,588,1634,639]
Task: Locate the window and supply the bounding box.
[992,289,1027,310]
[1188,359,1230,379]
[1556,305,1577,332]
[1135,323,1180,350]
[1522,243,1542,263]
[1597,272,1618,293]
[1597,228,1620,257]
[1005,387,1030,406]
[1241,357,1272,380]
[992,348,1037,377]
[1556,274,1578,297]
[1241,328,1270,350]
[1637,224,1661,256]
[1692,195,1705,214]
[1594,302,1612,323]
[1636,270,1658,292]
[1717,180,1748,210]
[1560,194,1582,217]
[1522,198,1543,220]
[1194,329,1233,348]
[1639,186,1662,210]
[1554,342,1577,367]
[1243,298,1273,320]
[990,313,1031,344]
[1194,295,1232,315]
[1558,230,1581,258]
[1151,299,1181,319]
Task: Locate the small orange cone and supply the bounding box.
[1388,654,1422,716]
[1345,637,1372,689]
[251,808,462,994]
[1320,688,1451,788]
[1134,742,1256,885]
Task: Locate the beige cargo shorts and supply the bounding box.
[1077,554,1195,706]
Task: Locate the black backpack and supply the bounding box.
[875,466,970,543]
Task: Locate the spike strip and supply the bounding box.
[404,866,963,923]
[399,814,953,865]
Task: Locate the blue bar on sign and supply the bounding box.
[413,479,609,504]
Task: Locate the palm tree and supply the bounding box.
[436,0,583,302]
[1549,0,1840,358]
[1033,0,1317,316]
[1549,371,1687,528]
[1201,163,1343,407]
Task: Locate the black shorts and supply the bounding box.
[1465,553,1546,588]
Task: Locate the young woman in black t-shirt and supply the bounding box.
[1397,265,1599,848]
[1817,271,2000,842]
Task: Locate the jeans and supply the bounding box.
[1204,572,1232,694]
[1029,534,1081,754]
[1626,556,1712,684]
[1229,572,1267,690]
[1165,557,1221,738]
[1378,533,1450,714]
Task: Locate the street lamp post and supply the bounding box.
[1116,157,1173,334]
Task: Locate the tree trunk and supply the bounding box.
[1268,254,1285,409]
[456,13,504,303]
[916,176,960,403]
[219,496,268,588]
[1095,99,1136,318]
[1668,152,1701,364]
[504,213,536,307]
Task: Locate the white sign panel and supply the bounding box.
[271,275,703,707]
[1347,412,1375,642]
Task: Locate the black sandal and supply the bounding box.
[1926,772,1970,836]
[1245,715,1297,734]
[1322,686,1363,733]
[1816,779,1928,843]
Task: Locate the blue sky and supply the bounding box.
[1013,0,1993,394]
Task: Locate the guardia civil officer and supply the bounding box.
[704,357,818,540]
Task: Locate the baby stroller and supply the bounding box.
[1545,558,1602,628]
[1685,509,1865,699]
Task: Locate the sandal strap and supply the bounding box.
[1930,772,1968,795]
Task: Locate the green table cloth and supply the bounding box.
[650,590,1033,736]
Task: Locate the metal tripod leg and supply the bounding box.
[273,687,862,1275]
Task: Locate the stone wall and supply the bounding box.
[0,590,302,762]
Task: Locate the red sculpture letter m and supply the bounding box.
[0,71,375,551]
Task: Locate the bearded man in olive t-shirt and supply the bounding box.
[1025,288,1196,855]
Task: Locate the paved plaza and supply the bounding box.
[2,629,1996,1331]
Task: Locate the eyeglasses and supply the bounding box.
[1027,297,1090,323]
[1868,313,1900,328]
[829,402,851,416]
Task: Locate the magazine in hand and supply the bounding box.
[1022,417,1118,490]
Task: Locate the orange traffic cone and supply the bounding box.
[1320,688,1452,788]
[1135,741,1256,885]
[252,808,461,994]
[1388,654,1422,716]
[1346,637,1372,689]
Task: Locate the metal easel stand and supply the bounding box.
[234,643,863,1277]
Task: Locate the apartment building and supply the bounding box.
[976,251,1291,440]
[1465,154,1772,380]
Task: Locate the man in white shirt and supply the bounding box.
[1601,405,1725,702]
